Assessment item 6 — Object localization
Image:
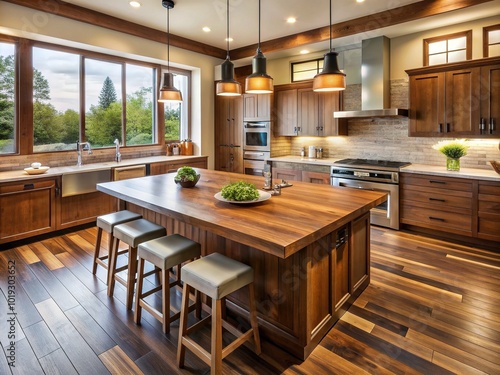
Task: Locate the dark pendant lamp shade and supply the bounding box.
[313,0,346,92]
[313,51,346,92]
[216,0,242,96]
[159,72,182,102]
[245,0,273,94]
[158,0,183,102]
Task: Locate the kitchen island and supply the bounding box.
[97,169,387,359]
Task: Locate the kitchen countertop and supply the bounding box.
[267,155,340,165]
[401,163,500,182]
[0,155,207,183]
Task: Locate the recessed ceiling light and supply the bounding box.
[129,1,141,8]
[202,26,211,33]
[287,17,297,24]
[225,37,233,42]
[300,50,310,54]
[356,0,365,3]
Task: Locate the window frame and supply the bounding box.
[291,58,324,83]
[483,24,500,58]
[423,30,472,66]
[1,34,192,157]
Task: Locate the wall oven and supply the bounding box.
[243,121,271,152]
[243,151,270,176]
[330,159,410,230]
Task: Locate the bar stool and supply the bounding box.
[92,210,142,284]
[107,218,166,309]
[134,234,201,334]
[177,252,261,375]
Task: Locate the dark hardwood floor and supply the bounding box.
[1,226,499,374]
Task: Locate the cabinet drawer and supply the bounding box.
[477,216,500,242]
[401,203,472,235]
[401,188,472,210]
[0,179,55,194]
[401,174,473,192]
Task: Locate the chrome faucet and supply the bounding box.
[114,138,121,162]
[76,141,92,167]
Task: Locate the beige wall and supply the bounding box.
[0,2,219,169]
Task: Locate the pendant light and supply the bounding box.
[245,0,273,94]
[158,0,182,102]
[313,0,346,92]
[216,0,242,96]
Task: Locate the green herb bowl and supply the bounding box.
[175,174,201,188]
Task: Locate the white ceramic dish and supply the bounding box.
[24,166,50,175]
[214,190,271,204]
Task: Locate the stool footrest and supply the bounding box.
[181,336,211,367]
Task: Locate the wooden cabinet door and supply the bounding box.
[480,64,500,136]
[409,72,445,136]
[319,91,347,136]
[477,181,500,242]
[302,171,330,184]
[0,178,58,243]
[275,89,298,136]
[215,95,243,172]
[60,191,114,230]
[331,227,350,314]
[445,67,480,135]
[350,212,370,294]
[298,88,318,136]
[272,167,301,182]
[243,93,271,121]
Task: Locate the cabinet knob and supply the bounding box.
[480,117,486,133]
[490,117,495,134]
[438,123,443,133]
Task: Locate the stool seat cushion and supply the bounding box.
[138,234,201,269]
[97,210,142,233]
[181,253,253,300]
[113,219,166,248]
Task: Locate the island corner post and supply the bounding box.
[97,169,387,359]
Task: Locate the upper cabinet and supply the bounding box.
[243,93,271,121]
[274,82,346,137]
[406,57,500,137]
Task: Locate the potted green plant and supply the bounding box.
[432,139,469,171]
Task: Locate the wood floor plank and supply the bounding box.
[38,348,79,375]
[27,241,65,270]
[22,320,59,358]
[35,298,110,374]
[0,344,12,375]
[0,288,26,345]
[99,345,145,375]
[14,245,40,264]
[8,337,44,375]
[28,261,79,311]
[55,251,108,294]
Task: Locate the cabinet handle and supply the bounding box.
[429,197,445,202]
[23,183,34,190]
[429,180,446,184]
[480,117,486,133]
[429,216,445,222]
[439,123,443,133]
[55,187,61,196]
[446,123,450,132]
[490,117,495,134]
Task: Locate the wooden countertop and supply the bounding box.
[97,169,387,259]
[0,155,207,183]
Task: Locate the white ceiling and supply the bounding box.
[66,0,500,59]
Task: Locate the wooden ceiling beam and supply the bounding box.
[230,0,495,60]
[1,0,227,59]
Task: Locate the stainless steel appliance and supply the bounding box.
[330,159,411,230]
[243,150,270,176]
[243,121,271,152]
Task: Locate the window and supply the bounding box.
[291,58,324,82]
[32,45,159,152]
[164,69,190,142]
[0,42,16,154]
[483,24,500,57]
[424,31,472,66]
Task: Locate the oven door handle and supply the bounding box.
[338,182,376,191]
[244,152,266,157]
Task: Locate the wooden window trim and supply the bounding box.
[483,24,500,57]
[291,58,322,83]
[423,30,472,66]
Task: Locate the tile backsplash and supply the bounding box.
[275,80,500,170]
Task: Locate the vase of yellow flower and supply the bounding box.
[432,139,469,171]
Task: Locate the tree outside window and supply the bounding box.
[0,42,16,154]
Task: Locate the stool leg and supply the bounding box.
[107,237,120,297]
[248,283,261,355]
[162,267,170,334]
[92,227,103,275]
[211,298,223,375]
[134,257,145,325]
[177,283,190,368]
[126,246,138,310]
[106,232,115,285]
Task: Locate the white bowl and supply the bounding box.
[31,162,42,169]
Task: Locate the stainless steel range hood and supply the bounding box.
[334,36,408,119]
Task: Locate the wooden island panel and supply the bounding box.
[97,170,385,359]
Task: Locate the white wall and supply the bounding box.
[0,2,219,168]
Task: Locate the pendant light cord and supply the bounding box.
[329,0,332,52]
[258,0,261,51]
[226,0,230,58]
[167,6,170,72]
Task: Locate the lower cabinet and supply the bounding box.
[150,157,208,175]
[271,164,331,185]
[0,177,58,244]
[301,171,331,184]
[477,180,500,242]
[272,167,301,182]
[59,192,114,230]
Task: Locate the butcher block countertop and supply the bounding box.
[97,169,387,259]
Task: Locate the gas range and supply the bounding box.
[333,158,411,171]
